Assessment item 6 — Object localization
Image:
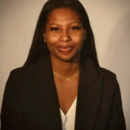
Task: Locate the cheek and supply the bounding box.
[46,34,59,45]
[72,33,84,45]
[45,34,59,53]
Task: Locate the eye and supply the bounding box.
[71,26,81,30]
[50,27,59,31]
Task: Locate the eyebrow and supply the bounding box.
[49,21,81,26]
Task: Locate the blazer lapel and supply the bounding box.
[28,54,62,130]
[75,58,104,130]
[27,55,103,130]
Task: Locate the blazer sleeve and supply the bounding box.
[1,70,25,130]
[108,76,126,130]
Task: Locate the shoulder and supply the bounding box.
[97,67,119,90]
[9,54,49,80]
[10,62,37,79]
[6,63,38,88]
[3,63,38,102]
[98,67,116,79]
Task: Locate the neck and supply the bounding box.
[50,55,80,78]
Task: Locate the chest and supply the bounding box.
[21,69,113,130]
[54,76,79,115]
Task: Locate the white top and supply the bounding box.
[60,97,77,130]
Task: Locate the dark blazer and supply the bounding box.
[1,55,126,130]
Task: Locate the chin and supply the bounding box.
[57,53,80,63]
[50,50,80,62]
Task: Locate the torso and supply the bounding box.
[54,76,79,115]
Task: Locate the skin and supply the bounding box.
[43,7,86,114]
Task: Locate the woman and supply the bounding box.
[1,0,126,130]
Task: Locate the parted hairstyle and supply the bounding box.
[23,0,99,67]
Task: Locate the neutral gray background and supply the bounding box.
[0,0,130,129]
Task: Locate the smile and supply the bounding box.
[57,46,74,53]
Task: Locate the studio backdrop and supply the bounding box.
[0,0,130,129]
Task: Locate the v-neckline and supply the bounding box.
[60,97,77,117]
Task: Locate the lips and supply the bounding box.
[57,46,73,53]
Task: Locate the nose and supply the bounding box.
[60,29,71,42]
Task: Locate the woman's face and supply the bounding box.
[43,7,86,62]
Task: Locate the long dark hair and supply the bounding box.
[23,0,99,67]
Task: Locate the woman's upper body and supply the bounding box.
[1,54,126,130]
[1,0,126,129]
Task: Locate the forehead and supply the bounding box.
[47,7,81,24]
